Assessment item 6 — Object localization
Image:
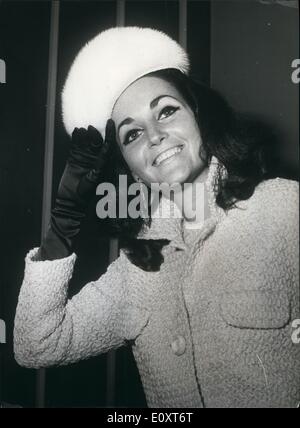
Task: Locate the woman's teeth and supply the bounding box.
[154,146,183,166]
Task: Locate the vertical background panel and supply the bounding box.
[187,0,211,85]
[126,0,179,40]
[0,0,51,407]
[210,0,299,178]
[46,0,118,408]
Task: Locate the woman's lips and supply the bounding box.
[153,145,184,167]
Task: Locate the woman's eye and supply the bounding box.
[124,129,142,145]
[159,106,179,120]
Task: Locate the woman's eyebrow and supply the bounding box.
[118,117,134,133]
[150,95,178,109]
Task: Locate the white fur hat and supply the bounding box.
[62,26,190,137]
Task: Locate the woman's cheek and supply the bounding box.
[125,146,146,172]
[172,112,195,135]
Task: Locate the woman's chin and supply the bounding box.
[156,168,193,186]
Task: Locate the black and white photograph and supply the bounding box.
[0,0,299,410]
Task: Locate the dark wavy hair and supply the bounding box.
[102,69,278,272]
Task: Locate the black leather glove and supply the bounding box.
[38,120,116,261]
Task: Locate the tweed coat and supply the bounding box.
[14,158,300,408]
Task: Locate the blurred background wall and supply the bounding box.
[210,0,299,177]
[0,0,298,408]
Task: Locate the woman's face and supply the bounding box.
[112,75,206,186]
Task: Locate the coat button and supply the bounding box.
[171,335,186,356]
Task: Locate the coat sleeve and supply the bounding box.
[14,248,149,369]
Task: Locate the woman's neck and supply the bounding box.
[172,167,210,225]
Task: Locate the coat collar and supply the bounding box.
[136,157,226,250]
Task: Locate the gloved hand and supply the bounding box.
[38,120,116,261]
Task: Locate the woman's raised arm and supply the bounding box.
[14,248,149,369]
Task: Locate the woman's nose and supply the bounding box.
[147,124,167,147]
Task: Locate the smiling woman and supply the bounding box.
[112,74,205,186]
[14,26,299,408]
